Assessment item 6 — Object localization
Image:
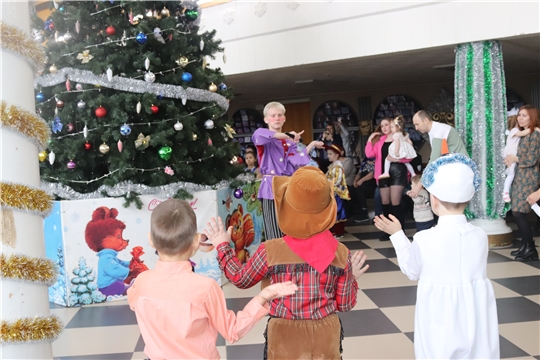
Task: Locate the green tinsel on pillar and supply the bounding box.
[455,40,509,219]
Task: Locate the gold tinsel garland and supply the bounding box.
[0,182,53,217]
[0,315,63,344]
[1,101,51,151]
[0,253,58,285]
[0,21,46,72]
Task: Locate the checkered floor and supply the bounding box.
[51,216,540,360]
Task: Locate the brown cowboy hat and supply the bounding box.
[272,166,337,239]
[323,143,344,156]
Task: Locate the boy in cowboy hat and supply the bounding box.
[205,166,369,359]
[374,153,499,359]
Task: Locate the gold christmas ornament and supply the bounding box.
[49,64,58,73]
[0,253,58,285]
[192,133,198,141]
[135,133,151,149]
[202,57,207,70]
[0,21,47,72]
[1,101,51,151]
[0,182,53,217]
[161,7,170,17]
[99,143,110,154]
[38,151,47,162]
[76,50,94,63]
[208,83,217,92]
[176,56,189,67]
[0,315,63,344]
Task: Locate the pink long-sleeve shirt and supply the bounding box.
[127,260,269,360]
[364,134,411,184]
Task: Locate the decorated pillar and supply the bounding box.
[1,2,61,357]
[455,40,513,247]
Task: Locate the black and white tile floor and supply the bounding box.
[51,217,540,359]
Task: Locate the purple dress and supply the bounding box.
[253,128,310,200]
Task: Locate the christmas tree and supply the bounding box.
[33,1,240,197]
[69,257,106,306]
[49,245,68,306]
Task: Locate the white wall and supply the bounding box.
[201,1,540,75]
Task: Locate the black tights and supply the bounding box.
[513,211,533,245]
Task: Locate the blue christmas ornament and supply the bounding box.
[120,124,132,136]
[218,83,227,91]
[157,93,163,100]
[59,6,65,12]
[52,116,63,134]
[181,72,193,82]
[135,32,147,44]
[36,92,45,102]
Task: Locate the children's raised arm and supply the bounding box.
[204,216,232,248]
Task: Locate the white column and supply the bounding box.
[1,1,54,358]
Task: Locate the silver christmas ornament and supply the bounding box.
[144,71,156,83]
[174,121,183,131]
[204,119,214,129]
[77,100,86,109]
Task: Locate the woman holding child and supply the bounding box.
[365,117,413,240]
[504,105,540,262]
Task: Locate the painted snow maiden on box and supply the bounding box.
[375,154,500,359]
[205,166,369,359]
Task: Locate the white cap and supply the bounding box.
[422,154,480,203]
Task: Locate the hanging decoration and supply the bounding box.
[233,188,243,199]
[208,83,217,92]
[0,21,47,72]
[135,133,150,150]
[95,106,107,118]
[84,142,92,151]
[51,116,63,134]
[117,140,123,152]
[76,50,93,63]
[150,104,159,114]
[120,124,131,135]
[174,121,183,131]
[49,151,55,165]
[0,315,63,344]
[181,72,193,82]
[0,182,53,217]
[67,160,76,170]
[105,25,116,36]
[49,64,58,73]
[99,143,110,154]
[38,151,47,162]
[144,71,156,83]
[204,119,214,129]
[176,56,189,67]
[77,100,86,109]
[164,166,174,176]
[135,32,147,44]
[224,124,236,138]
[158,146,172,160]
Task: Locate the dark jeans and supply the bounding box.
[349,181,377,217]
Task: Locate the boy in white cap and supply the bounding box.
[374,153,500,359]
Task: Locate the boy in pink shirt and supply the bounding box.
[128,199,297,360]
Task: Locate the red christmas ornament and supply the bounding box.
[67,123,75,132]
[84,142,92,150]
[95,106,107,118]
[106,26,116,36]
[150,104,159,114]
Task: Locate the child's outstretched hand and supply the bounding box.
[257,281,298,305]
[204,216,232,248]
[351,250,369,279]
[373,214,402,236]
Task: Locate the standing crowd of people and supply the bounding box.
[128,102,539,359]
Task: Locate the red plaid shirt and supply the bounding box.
[216,242,358,320]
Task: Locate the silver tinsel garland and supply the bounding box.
[34,68,229,111]
[41,173,258,200]
[455,41,507,219]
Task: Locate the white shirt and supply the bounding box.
[390,214,500,359]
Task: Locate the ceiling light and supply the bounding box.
[294,79,314,84]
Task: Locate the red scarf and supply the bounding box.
[283,230,338,273]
